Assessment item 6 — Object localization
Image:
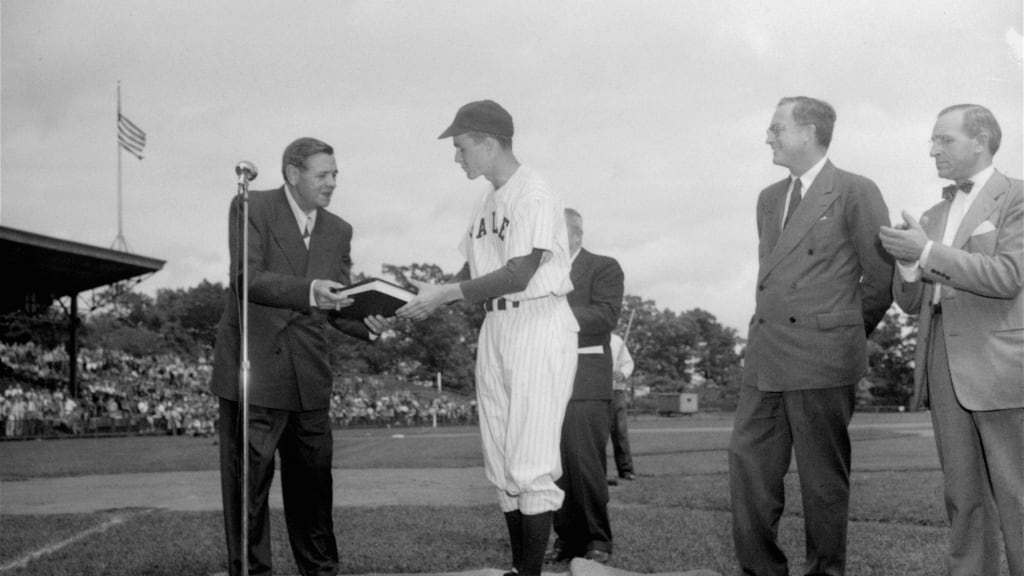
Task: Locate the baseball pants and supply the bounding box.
[475,296,577,514]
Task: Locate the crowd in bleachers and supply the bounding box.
[0,342,218,438]
[331,378,477,427]
[0,342,477,439]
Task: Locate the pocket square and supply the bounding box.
[971,220,996,237]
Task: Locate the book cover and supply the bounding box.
[328,277,416,320]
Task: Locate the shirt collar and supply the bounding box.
[964,164,995,195]
[957,164,994,211]
[793,155,828,190]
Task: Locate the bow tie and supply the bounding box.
[941,180,974,201]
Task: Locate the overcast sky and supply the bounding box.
[2,0,1021,333]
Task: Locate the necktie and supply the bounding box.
[783,178,802,229]
[302,217,312,248]
[941,180,973,202]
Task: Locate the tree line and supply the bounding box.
[0,263,917,406]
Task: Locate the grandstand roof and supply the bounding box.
[0,226,165,312]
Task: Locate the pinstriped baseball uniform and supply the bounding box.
[460,164,579,514]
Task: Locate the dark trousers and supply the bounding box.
[608,390,634,476]
[554,400,613,555]
[927,315,1024,576]
[728,384,855,576]
[219,398,339,576]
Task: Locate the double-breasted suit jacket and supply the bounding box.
[210,186,370,411]
[894,170,1024,411]
[744,161,894,391]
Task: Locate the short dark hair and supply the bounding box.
[938,104,1002,155]
[281,137,334,180]
[465,130,513,150]
[778,96,837,149]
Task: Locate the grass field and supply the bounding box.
[0,411,1008,576]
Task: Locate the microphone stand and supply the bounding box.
[235,167,253,576]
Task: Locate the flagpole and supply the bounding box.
[113,81,128,252]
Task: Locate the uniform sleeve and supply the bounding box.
[506,191,557,259]
[459,250,542,303]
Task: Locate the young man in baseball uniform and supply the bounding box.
[397,100,578,576]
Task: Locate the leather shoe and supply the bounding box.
[584,549,611,564]
[620,472,637,481]
[607,477,619,486]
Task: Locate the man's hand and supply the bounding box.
[396,279,462,321]
[313,280,354,310]
[879,210,929,264]
[364,314,393,336]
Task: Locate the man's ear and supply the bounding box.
[284,164,298,186]
[976,133,989,154]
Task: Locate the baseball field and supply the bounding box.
[0,411,1009,575]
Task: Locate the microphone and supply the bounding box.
[235,161,258,184]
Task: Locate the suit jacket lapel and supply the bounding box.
[269,187,310,276]
[952,170,1008,249]
[759,181,786,255]
[759,161,841,282]
[571,249,592,288]
[306,209,341,280]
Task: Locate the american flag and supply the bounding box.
[117,113,146,160]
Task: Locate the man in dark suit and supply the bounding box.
[549,208,624,565]
[210,137,386,576]
[880,104,1022,576]
[729,97,894,576]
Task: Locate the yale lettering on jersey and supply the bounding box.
[474,211,510,241]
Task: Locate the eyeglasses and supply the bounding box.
[767,122,812,137]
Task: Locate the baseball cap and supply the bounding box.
[438,100,514,140]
